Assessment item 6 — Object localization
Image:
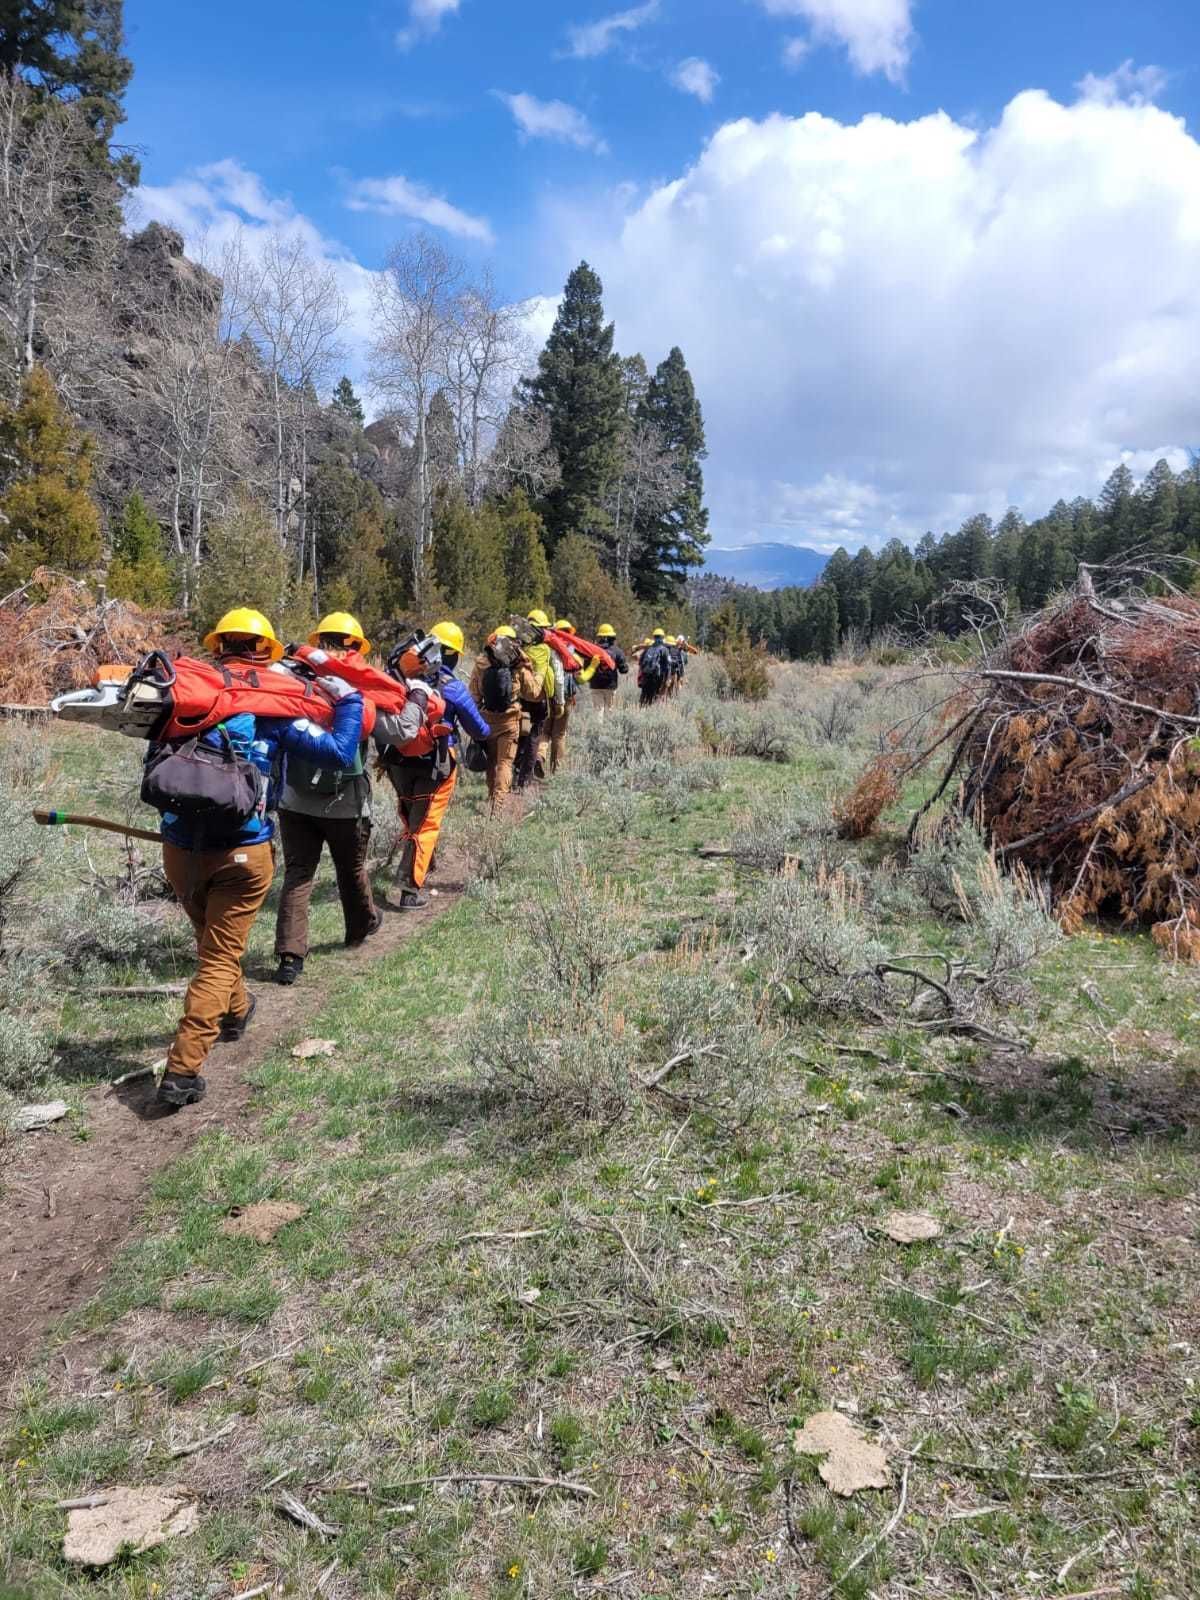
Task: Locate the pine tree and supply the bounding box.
[106,490,174,606]
[1097,464,1136,561]
[330,375,365,428]
[490,488,550,616]
[308,462,400,636]
[526,262,624,550]
[549,532,640,641]
[811,586,840,663]
[195,494,300,641]
[426,390,459,490]
[0,364,101,582]
[633,346,710,599]
[432,490,507,637]
[0,1,138,189]
[1137,458,1179,553]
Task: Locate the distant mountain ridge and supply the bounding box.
[704,542,829,590]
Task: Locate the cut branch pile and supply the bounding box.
[872,570,1200,958]
[0,568,186,704]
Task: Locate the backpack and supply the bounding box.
[381,684,451,774]
[141,726,265,833]
[641,644,669,686]
[287,741,366,800]
[481,662,514,714]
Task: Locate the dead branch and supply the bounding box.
[374,1472,596,1499]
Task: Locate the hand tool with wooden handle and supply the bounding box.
[33,809,164,844]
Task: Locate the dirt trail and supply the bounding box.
[0,883,462,1384]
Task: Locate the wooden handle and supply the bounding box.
[33,810,164,844]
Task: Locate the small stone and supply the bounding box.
[793,1411,890,1496]
[13,1101,69,1132]
[291,1038,337,1060]
[219,1202,305,1243]
[882,1211,943,1244]
[63,1487,198,1566]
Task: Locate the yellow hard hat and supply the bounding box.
[430,620,465,655]
[554,619,574,633]
[527,608,550,628]
[309,610,370,653]
[494,624,517,640]
[204,607,284,661]
[652,627,666,639]
[665,636,678,645]
[596,624,616,639]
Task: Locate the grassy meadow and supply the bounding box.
[2,659,1198,1599]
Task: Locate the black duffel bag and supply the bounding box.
[463,738,490,775]
[141,727,265,831]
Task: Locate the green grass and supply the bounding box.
[3,669,1199,1597]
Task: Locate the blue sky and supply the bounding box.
[124,1,1200,552]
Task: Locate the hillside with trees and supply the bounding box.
[701,461,1200,659]
[0,3,710,643]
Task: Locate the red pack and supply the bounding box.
[547,628,616,673]
[154,656,350,742]
[292,644,409,714]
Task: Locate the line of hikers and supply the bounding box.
[633,628,697,706]
[144,604,681,1111]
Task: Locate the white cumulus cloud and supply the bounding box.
[396,0,461,51]
[757,0,915,83]
[550,91,1200,549]
[564,1,659,60]
[1077,59,1168,108]
[132,159,379,375]
[343,174,493,244]
[495,91,608,153]
[671,57,720,103]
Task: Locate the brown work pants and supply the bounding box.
[515,701,548,789]
[483,707,521,810]
[387,761,458,888]
[163,840,275,1078]
[546,703,570,773]
[275,810,376,959]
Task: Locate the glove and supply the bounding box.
[320,676,359,702]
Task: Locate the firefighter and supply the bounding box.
[273,612,381,987]
[148,608,365,1108]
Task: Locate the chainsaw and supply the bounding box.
[50,658,169,737]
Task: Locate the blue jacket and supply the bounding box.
[436,666,490,746]
[158,694,366,850]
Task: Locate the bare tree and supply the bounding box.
[127,235,257,609]
[443,273,530,506]
[606,415,682,586]
[0,78,106,398]
[485,400,560,503]
[240,233,346,594]
[368,233,462,594]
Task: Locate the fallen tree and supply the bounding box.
[838,566,1200,960]
[0,568,186,704]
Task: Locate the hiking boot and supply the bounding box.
[157,1071,206,1108]
[398,889,430,911]
[276,954,304,986]
[533,757,546,780]
[219,993,257,1042]
[345,910,384,948]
